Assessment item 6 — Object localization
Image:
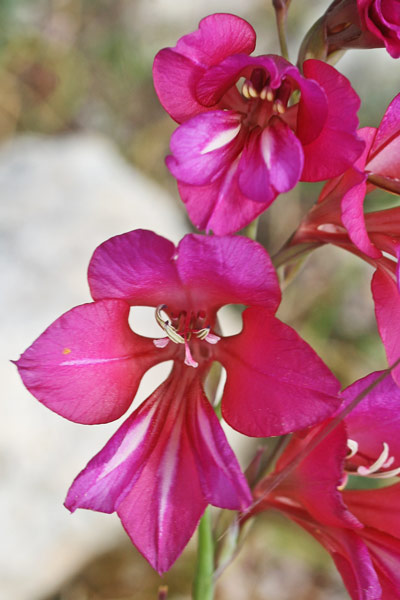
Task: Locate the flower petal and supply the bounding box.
[344,483,400,540]
[238,118,304,201]
[271,422,361,529]
[343,371,400,467]
[367,92,400,178]
[166,110,242,185]
[301,60,364,181]
[66,367,206,573]
[153,49,208,123]
[371,268,400,384]
[15,300,157,424]
[174,13,256,66]
[217,307,341,437]
[186,376,251,510]
[66,364,251,573]
[153,14,256,122]
[176,235,281,313]
[65,386,164,513]
[178,170,266,235]
[88,229,185,309]
[340,127,381,258]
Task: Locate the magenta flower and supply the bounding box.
[153,13,364,234]
[253,371,400,598]
[15,229,340,573]
[297,92,400,259]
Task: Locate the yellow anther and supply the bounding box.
[273,100,286,114]
[62,348,71,355]
[248,85,259,99]
[242,82,251,99]
[266,89,274,102]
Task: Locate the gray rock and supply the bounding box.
[1,134,189,600]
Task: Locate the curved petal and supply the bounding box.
[340,127,381,258]
[174,13,256,66]
[301,60,364,181]
[153,14,256,122]
[178,171,267,235]
[166,110,243,185]
[291,69,328,145]
[341,171,382,258]
[176,235,281,313]
[217,307,341,437]
[153,49,208,123]
[359,528,400,597]
[315,528,381,600]
[267,502,381,600]
[88,229,186,309]
[367,92,400,178]
[15,300,158,424]
[343,371,400,467]
[371,268,400,384]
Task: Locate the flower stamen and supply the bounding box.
[346,440,400,480]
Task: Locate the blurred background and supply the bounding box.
[2,0,398,598]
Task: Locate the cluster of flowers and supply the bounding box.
[15,3,400,598]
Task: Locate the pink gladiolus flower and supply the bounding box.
[15,229,340,573]
[297,92,400,260]
[291,95,400,383]
[253,371,400,598]
[153,13,364,235]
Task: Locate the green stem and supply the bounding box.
[193,507,215,600]
[272,1,290,60]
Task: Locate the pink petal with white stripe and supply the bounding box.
[66,365,251,573]
[186,377,251,510]
[166,110,242,185]
[237,119,304,203]
[15,300,157,424]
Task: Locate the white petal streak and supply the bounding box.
[197,403,231,477]
[158,415,183,531]
[100,404,157,477]
[60,355,132,366]
[201,124,241,155]
[260,128,273,168]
